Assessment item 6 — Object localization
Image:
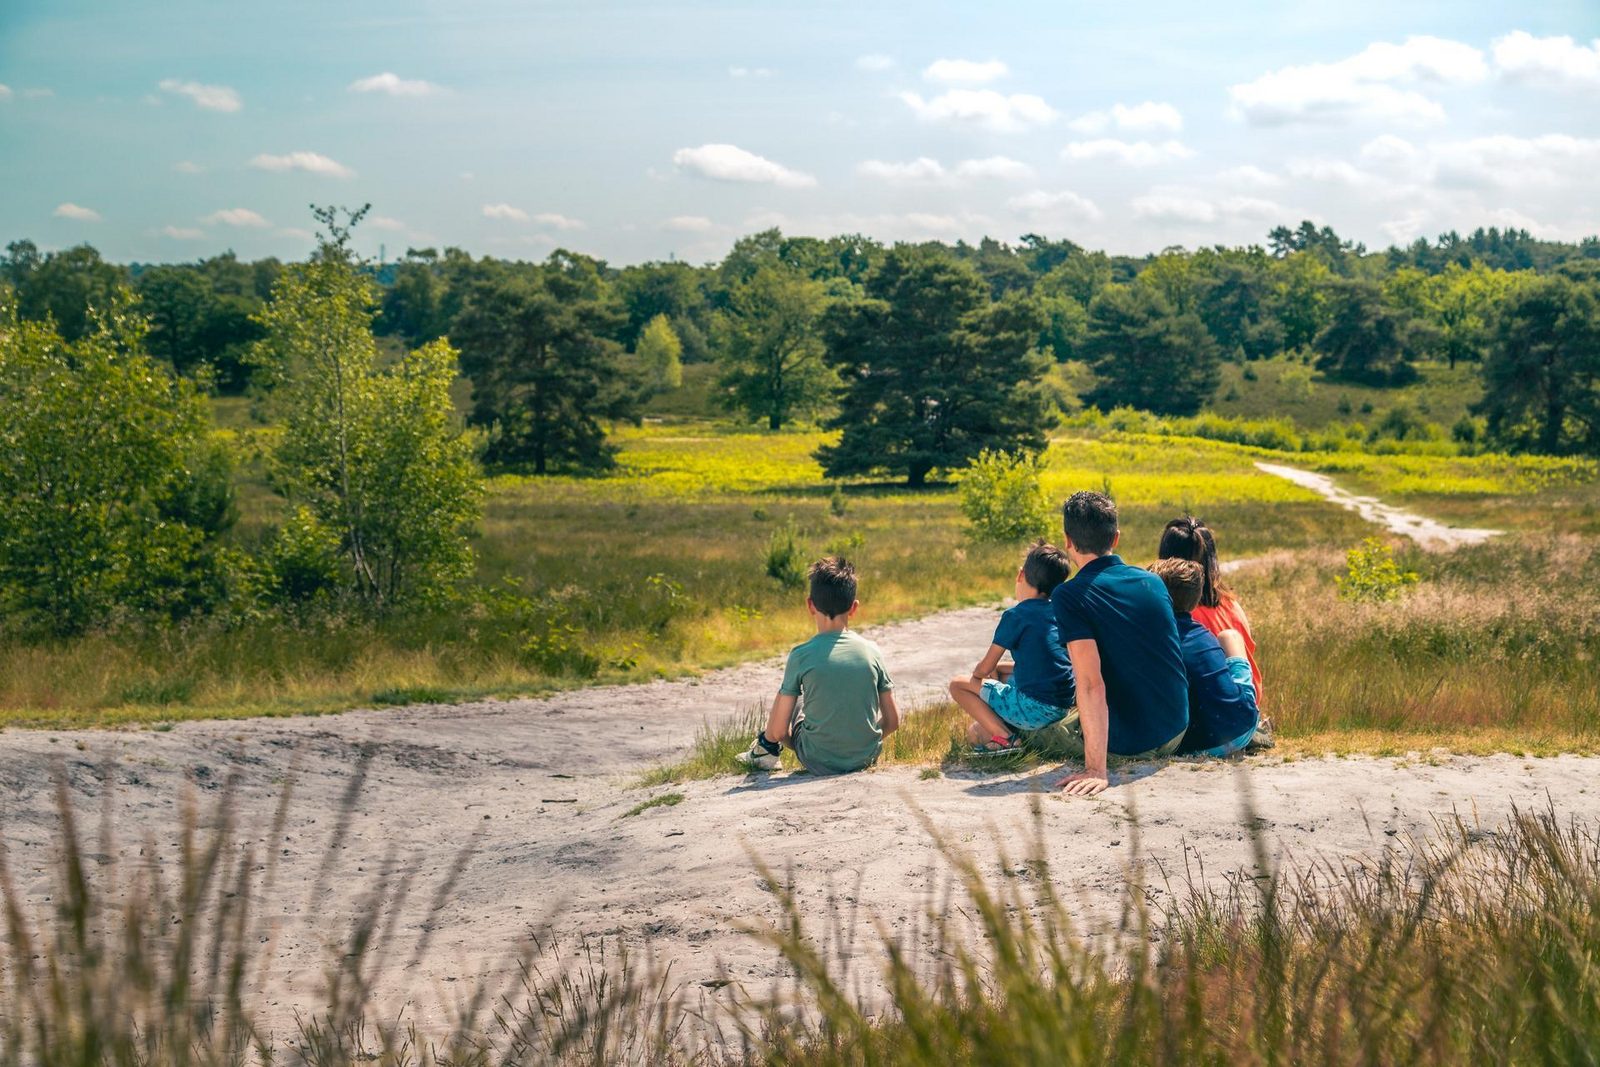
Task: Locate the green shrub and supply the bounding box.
[828,481,848,517]
[765,520,808,588]
[958,449,1051,543]
[264,505,344,604]
[1335,536,1420,602]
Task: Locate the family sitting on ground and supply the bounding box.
[737,491,1266,796]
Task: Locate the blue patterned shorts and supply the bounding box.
[980,679,1070,732]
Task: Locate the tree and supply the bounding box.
[1476,275,1600,455]
[715,263,838,430]
[135,264,263,390]
[636,312,683,391]
[818,247,1049,487]
[0,293,235,634]
[1314,279,1417,386]
[451,251,633,472]
[252,206,482,605]
[1269,252,1334,351]
[1424,263,1524,369]
[2,241,126,341]
[1080,284,1220,415]
[1194,249,1281,361]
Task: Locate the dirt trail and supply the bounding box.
[0,467,1577,1040]
[1255,462,1501,549]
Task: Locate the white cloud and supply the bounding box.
[857,157,946,183]
[662,215,715,232]
[923,58,1009,84]
[1132,194,1217,223]
[0,84,10,101]
[672,143,817,188]
[1359,134,1422,168]
[278,227,315,242]
[368,215,407,231]
[953,156,1034,181]
[533,212,585,231]
[249,151,355,178]
[53,202,101,222]
[173,160,204,174]
[1063,138,1194,166]
[483,203,531,221]
[897,88,1056,132]
[729,66,775,78]
[349,72,442,97]
[1069,101,1183,134]
[158,78,241,112]
[1219,196,1284,219]
[856,54,895,72]
[1430,134,1600,189]
[1285,157,1387,188]
[23,88,53,99]
[1218,164,1282,189]
[1008,189,1103,221]
[203,208,270,228]
[1228,35,1487,126]
[1492,31,1600,89]
[160,225,204,239]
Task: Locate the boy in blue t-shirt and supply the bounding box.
[1149,559,1260,756]
[949,541,1075,754]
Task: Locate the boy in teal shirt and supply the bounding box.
[737,557,900,774]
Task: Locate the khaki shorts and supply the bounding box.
[1019,705,1183,763]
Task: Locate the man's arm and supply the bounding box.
[969,643,1006,682]
[879,689,900,738]
[1057,638,1109,796]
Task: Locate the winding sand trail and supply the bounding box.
[0,466,1584,1041]
[1255,461,1501,549]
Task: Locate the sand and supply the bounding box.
[1,466,1588,1039]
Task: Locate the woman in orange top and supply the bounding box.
[1157,516,1263,706]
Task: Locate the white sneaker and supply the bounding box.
[735,738,781,771]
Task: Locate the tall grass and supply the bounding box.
[7,772,1600,1063]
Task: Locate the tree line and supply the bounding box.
[5,219,1600,489]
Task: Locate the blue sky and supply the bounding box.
[3,0,1598,265]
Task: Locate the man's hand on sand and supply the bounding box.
[1056,772,1108,796]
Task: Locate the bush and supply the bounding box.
[958,449,1052,543]
[765,520,808,588]
[1335,537,1420,602]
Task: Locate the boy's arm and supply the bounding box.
[763,692,798,744]
[1057,638,1109,796]
[879,689,900,738]
[970,643,1006,682]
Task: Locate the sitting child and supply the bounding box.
[737,556,899,774]
[1148,558,1259,757]
[948,540,1075,755]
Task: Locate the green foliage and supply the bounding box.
[714,261,839,430]
[1316,279,1418,386]
[0,294,236,634]
[264,505,344,603]
[1081,283,1221,415]
[1477,274,1600,456]
[819,246,1049,486]
[134,262,265,391]
[252,207,483,607]
[451,251,635,473]
[958,449,1051,543]
[1,239,126,342]
[765,520,808,589]
[635,312,683,391]
[1335,537,1420,602]
[828,481,848,517]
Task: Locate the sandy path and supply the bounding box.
[0,467,1578,1040]
[1255,461,1501,549]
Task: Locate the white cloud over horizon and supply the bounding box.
[1492,31,1600,89]
[250,151,356,178]
[349,72,442,96]
[1064,139,1195,166]
[1069,101,1183,134]
[203,208,270,227]
[897,88,1057,132]
[54,203,102,221]
[672,143,817,188]
[158,78,241,112]
[922,58,1009,84]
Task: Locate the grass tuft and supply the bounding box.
[621,792,685,818]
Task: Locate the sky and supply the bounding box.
[2,0,1598,266]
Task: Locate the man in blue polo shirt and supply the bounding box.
[1044,491,1189,796]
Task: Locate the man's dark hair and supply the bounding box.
[1061,491,1119,556]
[1022,540,1072,595]
[1149,558,1204,614]
[808,556,858,618]
[1157,515,1228,609]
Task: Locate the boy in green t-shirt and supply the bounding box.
[736,556,899,774]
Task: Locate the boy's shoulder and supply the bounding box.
[788,629,881,658]
[1002,596,1053,625]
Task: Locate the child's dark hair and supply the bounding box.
[1148,558,1204,614]
[807,556,857,618]
[1061,491,1119,556]
[1022,540,1071,595]
[1157,515,1228,609]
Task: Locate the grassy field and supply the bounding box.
[1,417,1596,752]
[1211,356,1483,430]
